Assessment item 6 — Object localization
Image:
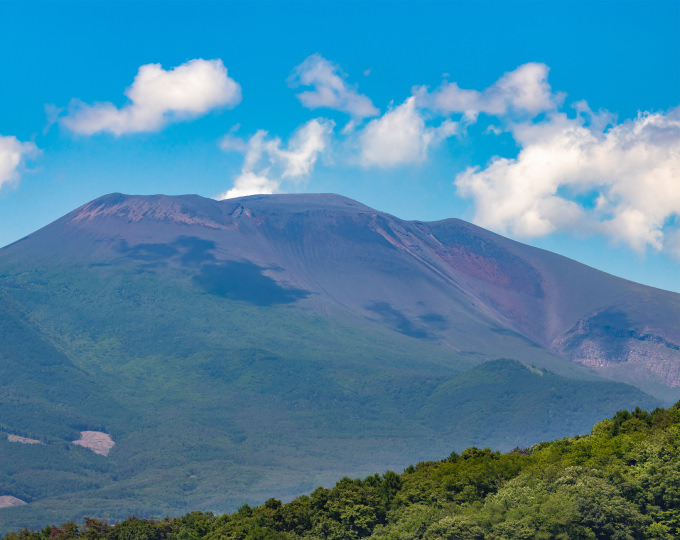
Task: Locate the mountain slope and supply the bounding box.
[8,192,679,393]
[0,192,673,530]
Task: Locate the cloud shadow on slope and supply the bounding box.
[366,302,430,339]
[119,236,217,266]
[194,261,310,306]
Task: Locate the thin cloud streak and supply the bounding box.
[290,54,379,119]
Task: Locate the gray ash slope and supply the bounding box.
[10,191,679,398]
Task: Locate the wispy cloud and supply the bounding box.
[218,118,334,199]
[0,135,38,189]
[289,54,379,119]
[61,59,241,135]
[418,62,562,122]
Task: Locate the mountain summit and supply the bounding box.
[10,192,680,395]
[0,193,676,531]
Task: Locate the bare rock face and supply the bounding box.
[72,431,115,456]
[7,434,44,445]
[70,194,228,230]
[553,309,680,388]
[0,496,27,509]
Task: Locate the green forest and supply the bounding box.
[0,260,660,533]
[5,403,680,540]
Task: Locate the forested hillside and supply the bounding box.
[2,192,670,531]
[5,404,680,539]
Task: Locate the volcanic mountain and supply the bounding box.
[0,193,677,531]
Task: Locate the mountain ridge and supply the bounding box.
[8,192,677,394]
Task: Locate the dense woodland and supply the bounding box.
[4,403,680,539]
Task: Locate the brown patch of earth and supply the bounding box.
[7,434,44,445]
[72,431,115,456]
[0,496,27,509]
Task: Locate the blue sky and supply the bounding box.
[1,0,679,291]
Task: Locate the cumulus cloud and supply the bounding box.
[420,62,560,122]
[455,106,680,255]
[0,135,38,189]
[217,118,334,199]
[289,54,379,118]
[359,97,457,167]
[222,170,278,199]
[61,59,241,135]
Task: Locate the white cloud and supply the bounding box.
[421,62,560,121]
[289,54,379,118]
[61,59,241,135]
[221,171,278,199]
[359,97,457,167]
[455,106,680,254]
[217,118,334,200]
[0,135,38,189]
[278,118,331,178]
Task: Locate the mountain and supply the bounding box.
[8,192,679,395]
[0,193,675,532]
